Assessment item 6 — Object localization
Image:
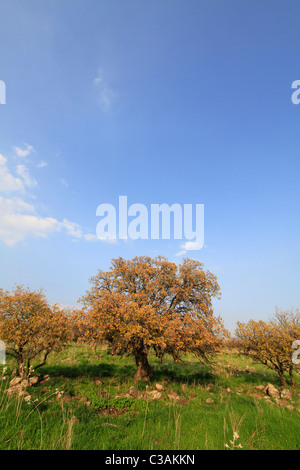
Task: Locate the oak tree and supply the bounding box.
[79,256,228,382]
[0,285,70,378]
[235,309,300,387]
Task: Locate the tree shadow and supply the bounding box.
[39,362,137,379]
[152,361,215,385]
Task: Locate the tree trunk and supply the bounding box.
[277,368,287,388]
[133,348,152,382]
[289,365,296,387]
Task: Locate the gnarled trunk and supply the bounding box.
[277,367,287,388]
[133,348,152,382]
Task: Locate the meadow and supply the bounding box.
[0,344,299,450]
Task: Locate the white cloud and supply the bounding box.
[0,148,108,246]
[84,233,117,244]
[37,160,48,168]
[176,240,205,256]
[16,164,37,188]
[0,197,99,246]
[0,196,61,246]
[60,178,69,188]
[0,154,24,192]
[14,143,35,158]
[61,218,82,239]
[93,68,117,112]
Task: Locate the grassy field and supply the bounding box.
[0,345,299,450]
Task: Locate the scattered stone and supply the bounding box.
[264,383,280,400]
[167,390,180,402]
[225,388,231,394]
[255,385,265,391]
[29,376,40,386]
[79,396,88,403]
[147,390,162,400]
[6,377,29,396]
[128,386,143,399]
[178,397,189,406]
[190,392,197,398]
[97,406,129,416]
[281,389,292,401]
[62,395,73,403]
[286,405,294,411]
[155,383,165,392]
[205,398,214,404]
[9,377,22,388]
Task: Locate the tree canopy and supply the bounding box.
[236,308,300,387]
[0,285,70,378]
[79,256,228,381]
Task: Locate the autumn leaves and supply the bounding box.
[0,257,228,382]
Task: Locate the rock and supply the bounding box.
[205,398,214,404]
[264,383,280,400]
[155,383,165,392]
[225,388,231,394]
[147,390,162,400]
[167,390,180,402]
[9,377,22,388]
[29,376,40,386]
[128,386,143,399]
[62,395,73,403]
[281,389,292,401]
[190,392,197,398]
[178,397,189,406]
[255,385,265,391]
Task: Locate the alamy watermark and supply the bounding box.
[96,196,204,249]
[0,341,5,365]
[0,80,6,104]
[291,80,300,105]
[292,340,300,365]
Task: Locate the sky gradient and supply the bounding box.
[0,0,299,332]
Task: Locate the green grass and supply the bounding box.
[0,345,299,450]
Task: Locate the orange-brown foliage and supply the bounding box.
[235,308,300,387]
[78,256,228,381]
[0,285,71,377]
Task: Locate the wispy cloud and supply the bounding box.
[60,178,69,188]
[16,164,37,188]
[0,196,61,246]
[176,241,206,257]
[14,143,35,158]
[37,160,48,168]
[0,154,24,192]
[93,68,117,112]
[0,148,106,246]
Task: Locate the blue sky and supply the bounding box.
[0,0,299,332]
